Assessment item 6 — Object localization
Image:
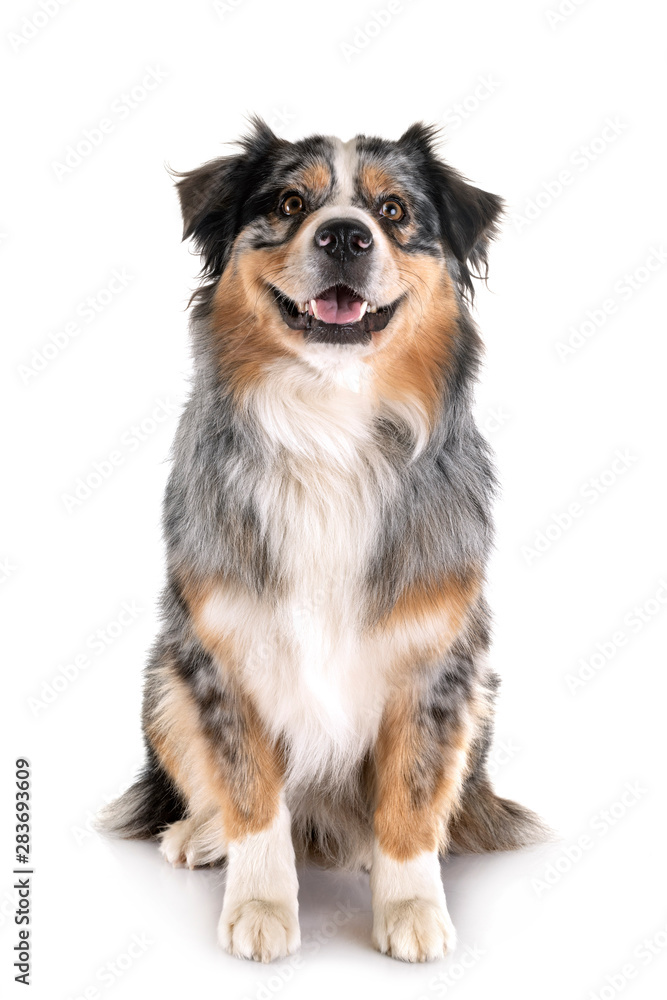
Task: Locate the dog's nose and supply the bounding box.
[314,219,373,261]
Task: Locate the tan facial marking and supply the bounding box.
[299,161,332,196]
[368,254,461,427]
[359,163,397,200]
[208,246,296,397]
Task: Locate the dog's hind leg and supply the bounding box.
[442,666,551,856]
[159,812,227,868]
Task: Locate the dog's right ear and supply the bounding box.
[171,116,283,276]
[175,156,240,243]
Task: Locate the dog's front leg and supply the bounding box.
[147,650,299,962]
[212,699,299,963]
[158,582,301,962]
[371,689,472,962]
[219,790,300,963]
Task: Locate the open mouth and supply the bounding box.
[270,284,401,345]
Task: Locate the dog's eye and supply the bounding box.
[280,193,305,216]
[380,199,404,221]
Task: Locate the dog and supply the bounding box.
[99,118,548,963]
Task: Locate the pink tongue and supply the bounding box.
[312,286,363,324]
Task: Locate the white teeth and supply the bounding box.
[359,300,368,319]
[368,304,378,313]
[310,298,320,321]
[298,302,307,313]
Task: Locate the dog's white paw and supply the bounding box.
[159,816,226,869]
[370,844,456,962]
[218,899,301,963]
[372,896,456,962]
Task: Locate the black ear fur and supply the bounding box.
[174,156,240,241]
[399,122,504,301]
[171,116,284,276]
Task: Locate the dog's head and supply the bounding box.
[175,118,502,406]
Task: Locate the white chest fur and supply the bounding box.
[204,356,397,791]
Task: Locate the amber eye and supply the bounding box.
[380,199,404,221]
[280,193,305,216]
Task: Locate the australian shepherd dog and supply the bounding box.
[99,118,548,963]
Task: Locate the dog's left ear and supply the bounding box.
[399,123,504,298]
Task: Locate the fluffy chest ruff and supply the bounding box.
[197,359,404,792]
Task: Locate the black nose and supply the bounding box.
[314,218,373,261]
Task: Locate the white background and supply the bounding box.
[2,1,666,998]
